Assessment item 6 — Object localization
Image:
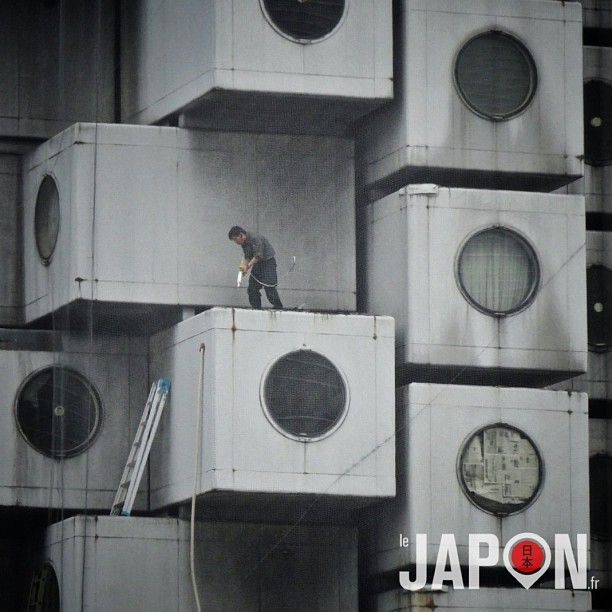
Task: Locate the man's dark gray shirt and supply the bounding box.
[242,232,276,262]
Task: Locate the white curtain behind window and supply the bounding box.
[459,229,537,314]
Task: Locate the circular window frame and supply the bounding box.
[34,174,61,266]
[14,366,104,459]
[454,225,541,317]
[453,29,538,122]
[259,0,349,45]
[456,422,544,517]
[583,78,612,167]
[260,349,350,443]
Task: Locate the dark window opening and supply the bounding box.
[587,265,612,351]
[590,454,612,540]
[583,28,612,48]
[15,367,102,458]
[586,213,612,232]
[589,399,612,419]
[584,79,612,166]
[34,176,60,265]
[260,0,345,42]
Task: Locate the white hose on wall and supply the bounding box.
[190,343,206,612]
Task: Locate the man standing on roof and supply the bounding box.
[228,226,284,310]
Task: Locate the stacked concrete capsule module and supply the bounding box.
[356,1,594,610]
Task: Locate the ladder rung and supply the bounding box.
[110,378,170,517]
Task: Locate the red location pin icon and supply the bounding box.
[503,533,551,589]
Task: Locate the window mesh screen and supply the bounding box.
[455,32,537,120]
[261,0,345,41]
[457,228,539,316]
[34,175,60,265]
[15,366,102,458]
[263,350,347,439]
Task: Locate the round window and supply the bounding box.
[454,31,537,120]
[456,227,540,316]
[458,424,543,515]
[34,175,60,265]
[587,265,612,351]
[15,366,103,458]
[590,454,612,540]
[584,79,612,166]
[260,0,346,43]
[27,563,60,612]
[262,350,348,441]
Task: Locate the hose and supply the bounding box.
[190,343,205,612]
[246,255,297,288]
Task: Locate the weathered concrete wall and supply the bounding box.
[42,516,358,612]
[148,307,395,511]
[0,154,21,325]
[0,331,148,510]
[0,0,115,143]
[361,187,587,384]
[357,0,583,196]
[121,0,392,128]
[22,124,356,323]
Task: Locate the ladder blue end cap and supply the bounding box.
[120,510,130,517]
[158,378,171,394]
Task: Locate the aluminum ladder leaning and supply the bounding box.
[110,378,171,517]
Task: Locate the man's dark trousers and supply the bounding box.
[248,258,284,309]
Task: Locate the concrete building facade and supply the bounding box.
[0,1,608,610]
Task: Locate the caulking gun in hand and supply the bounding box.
[237,260,248,287]
[236,256,296,287]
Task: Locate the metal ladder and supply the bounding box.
[110,378,170,517]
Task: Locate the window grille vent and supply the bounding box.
[455,31,537,120]
[260,0,346,42]
[15,366,103,458]
[263,350,347,441]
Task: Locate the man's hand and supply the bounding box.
[240,258,257,272]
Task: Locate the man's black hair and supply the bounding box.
[228,226,246,239]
